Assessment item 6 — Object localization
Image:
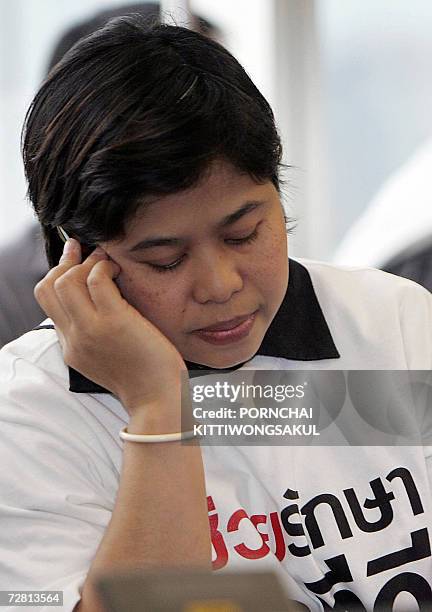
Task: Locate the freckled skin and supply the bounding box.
[102,161,289,369]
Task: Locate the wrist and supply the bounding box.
[119,375,186,415]
[127,399,183,435]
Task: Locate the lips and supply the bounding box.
[192,311,258,346]
[195,312,257,332]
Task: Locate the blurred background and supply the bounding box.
[2,0,432,257]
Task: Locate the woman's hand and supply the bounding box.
[34,239,187,419]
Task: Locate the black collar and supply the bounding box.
[36,259,340,393]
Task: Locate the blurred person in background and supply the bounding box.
[333,139,432,292]
[0,14,431,611]
[0,2,218,348]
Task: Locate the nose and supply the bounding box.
[192,251,244,304]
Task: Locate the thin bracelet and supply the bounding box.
[119,426,196,443]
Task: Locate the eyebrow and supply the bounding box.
[129,200,265,252]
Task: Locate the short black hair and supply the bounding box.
[46,3,219,72]
[22,16,283,267]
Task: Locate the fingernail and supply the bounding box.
[93,246,105,256]
[60,238,76,260]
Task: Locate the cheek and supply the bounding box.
[115,269,187,326]
[251,222,288,314]
[256,221,288,279]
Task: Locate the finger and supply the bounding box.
[77,245,110,274]
[53,246,115,321]
[33,238,82,328]
[86,259,123,313]
[34,277,70,330]
[37,237,83,310]
[59,238,82,266]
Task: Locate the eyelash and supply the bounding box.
[148,228,260,273]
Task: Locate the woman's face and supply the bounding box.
[102,160,288,369]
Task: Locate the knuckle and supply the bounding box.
[43,267,62,285]
[87,270,103,288]
[48,262,72,278]
[53,275,68,293]
[33,280,46,301]
[53,266,83,291]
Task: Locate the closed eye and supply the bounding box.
[148,227,260,273]
[224,227,259,246]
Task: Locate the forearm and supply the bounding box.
[76,404,211,611]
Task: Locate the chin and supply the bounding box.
[192,346,257,369]
[201,358,246,370]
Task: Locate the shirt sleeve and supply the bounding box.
[399,280,432,369]
[402,284,432,504]
[0,354,116,612]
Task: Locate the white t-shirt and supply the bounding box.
[0,259,431,611]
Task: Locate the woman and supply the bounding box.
[1,16,431,612]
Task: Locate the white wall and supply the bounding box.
[317,0,432,255]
